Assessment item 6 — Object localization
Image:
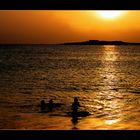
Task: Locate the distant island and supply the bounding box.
[60,40,140,45]
[0,40,140,46]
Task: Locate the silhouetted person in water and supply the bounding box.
[40,100,46,112]
[71,97,80,129]
[48,99,54,112]
[72,97,80,117]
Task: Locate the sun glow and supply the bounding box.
[96,10,124,19]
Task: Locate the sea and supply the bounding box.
[0,44,140,130]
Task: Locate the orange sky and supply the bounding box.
[0,10,140,44]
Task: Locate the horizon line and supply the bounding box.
[0,39,140,45]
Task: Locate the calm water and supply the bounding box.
[0,45,140,129]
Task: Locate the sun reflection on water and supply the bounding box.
[98,45,123,124]
[100,45,119,89]
[102,45,118,61]
[105,119,120,125]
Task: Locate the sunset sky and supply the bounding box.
[0,10,140,44]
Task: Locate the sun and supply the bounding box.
[96,10,124,19]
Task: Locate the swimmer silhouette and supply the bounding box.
[71,97,81,129]
[72,97,80,117]
[40,100,46,112]
[48,99,54,112]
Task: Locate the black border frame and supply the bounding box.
[1,130,140,139]
[0,0,140,10]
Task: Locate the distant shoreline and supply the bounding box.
[0,40,140,46]
[60,40,140,45]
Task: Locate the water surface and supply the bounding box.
[0,45,140,129]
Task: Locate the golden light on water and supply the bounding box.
[103,45,118,61]
[105,119,120,125]
[97,45,123,127]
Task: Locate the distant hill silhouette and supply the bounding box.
[60,40,140,45]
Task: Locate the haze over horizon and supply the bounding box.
[0,10,140,44]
